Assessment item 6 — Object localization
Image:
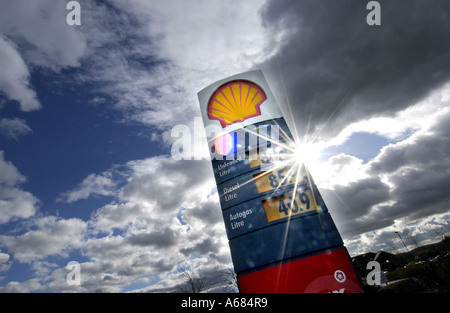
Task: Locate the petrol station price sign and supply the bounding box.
[198,70,364,293]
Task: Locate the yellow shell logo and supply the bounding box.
[207,80,267,128]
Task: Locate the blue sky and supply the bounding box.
[1,0,450,292]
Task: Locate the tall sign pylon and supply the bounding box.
[198,70,364,293]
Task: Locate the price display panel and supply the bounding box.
[212,144,293,185]
[252,164,309,194]
[218,164,311,210]
[262,188,318,222]
[222,185,325,240]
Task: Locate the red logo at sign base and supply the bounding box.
[238,248,364,293]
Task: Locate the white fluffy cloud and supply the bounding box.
[0,151,38,224]
[0,0,87,70]
[0,36,40,111]
[0,0,88,147]
[0,117,33,140]
[25,156,230,292]
[72,0,274,131]
[124,0,271,72]
[0,251,11,273]
[0,216,86,263]
[57,171,120,203]
[0,0,87,109]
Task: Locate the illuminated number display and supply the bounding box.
[253,167,307,194]
[262,189,318,222]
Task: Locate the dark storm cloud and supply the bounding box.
[322,176,391,237]
[323,110,450,238]
[371,110,450,174]
[186,200,223,225]
[127,227,178,248]
[370,110,450,221]
[180,238,219,256]
[258,0,450,140]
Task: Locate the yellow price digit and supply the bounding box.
[253,169,297,194]
[262,189,317,222]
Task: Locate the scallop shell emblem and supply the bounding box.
[207,80,267,128]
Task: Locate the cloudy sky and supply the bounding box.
[0,0,449,292]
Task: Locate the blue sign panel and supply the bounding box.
[217,165,301,210]
[228,212,343,273]
[211,141,293,185]
[222,183,329,240]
